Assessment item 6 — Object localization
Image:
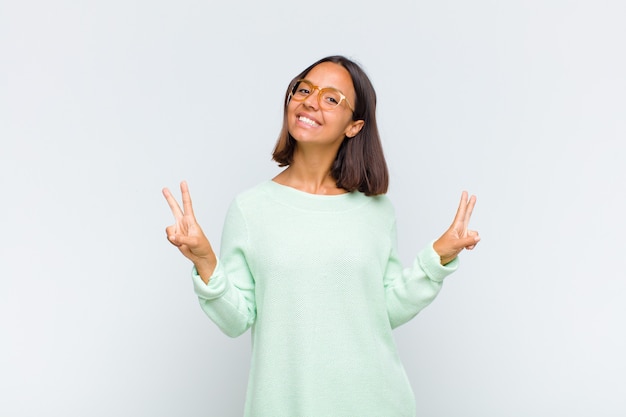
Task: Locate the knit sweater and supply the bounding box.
[191,180,458,417]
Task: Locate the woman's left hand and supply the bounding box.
[433,191,480,265]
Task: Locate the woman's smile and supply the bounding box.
[296,113,321,128]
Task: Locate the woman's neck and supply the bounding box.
[273,147,346,195]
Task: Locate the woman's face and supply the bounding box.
[287,62,364,148]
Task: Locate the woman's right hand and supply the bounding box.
[163,181,217,283]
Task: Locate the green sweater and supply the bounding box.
[192,180,458,417]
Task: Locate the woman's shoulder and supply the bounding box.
[226,181,273,211]
[233,180,272,199]
[367,193,396,216]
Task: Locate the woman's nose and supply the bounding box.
[303,89,320,110]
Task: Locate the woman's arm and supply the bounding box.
[163,181,256,337]
[383,191,479,328]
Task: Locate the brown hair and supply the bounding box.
[272,55,389,196]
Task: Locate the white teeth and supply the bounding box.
[298,116,318,126]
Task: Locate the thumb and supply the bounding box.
[168,233,192,247]
[459,234,480,249]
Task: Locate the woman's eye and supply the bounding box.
[323,94,340,105]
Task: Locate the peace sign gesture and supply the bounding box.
[163,181,217,283]
[433,191,480,265]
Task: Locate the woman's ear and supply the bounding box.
[345,120,365,138]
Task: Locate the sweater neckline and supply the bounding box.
[262,180,372,212]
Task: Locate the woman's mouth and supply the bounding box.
[298,116,320,127]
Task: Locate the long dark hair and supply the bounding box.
[272,55,389,196]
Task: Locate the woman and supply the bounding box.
[163,55,480,417]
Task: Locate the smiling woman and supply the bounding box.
[274,57,381,196]
[162,55,480,417]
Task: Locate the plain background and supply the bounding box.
[1,0,625,416]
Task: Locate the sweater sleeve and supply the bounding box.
[383,220,458,329]
[190,199,256,337]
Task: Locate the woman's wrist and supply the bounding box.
[194,255,217,284]
[432,239,457,265]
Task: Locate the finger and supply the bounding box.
[165,225,181,245]
[167,234,182,247]
[465,230,480,249]
[463,194,477,230]
[163,187,184,219]
[165,224,177,237]
[180,181,196,218]
[458,234,480,250]
[465,238,480,250]
[169,233,195,248]
[451,191,469,226]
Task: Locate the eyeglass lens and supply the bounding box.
[292,80,343,110]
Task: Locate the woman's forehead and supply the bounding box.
[305,62,354,92]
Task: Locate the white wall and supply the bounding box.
[1,1,624,416]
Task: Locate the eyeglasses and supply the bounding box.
[289,79,355,112]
